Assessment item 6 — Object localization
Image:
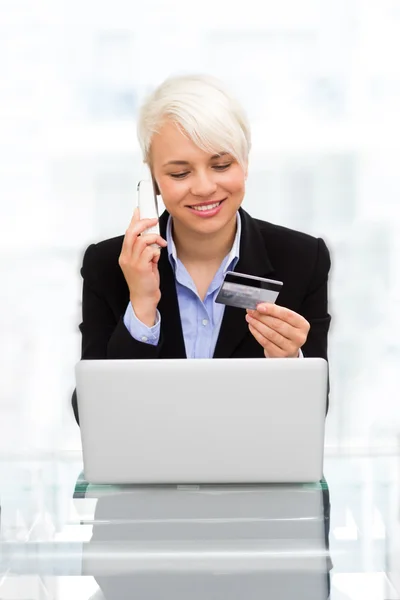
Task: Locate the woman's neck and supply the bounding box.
[172,215,237,266]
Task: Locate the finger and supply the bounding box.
[131,234,167,263]
[249,312,300,342]
[124,207,140,231]
[248,324,286,358]
[125,214,160,239]
[248,307,309,348]
[256,303,307,329]
[137,245,161,270]
[137,233,167,247]
[120,213,157,259]
[131,217,160,237]
[264,314,308,346]
[120,226,137,262]
[132,206,140,223]
[246,313,295,353]
[125,206,141,233]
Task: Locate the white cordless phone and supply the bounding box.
[137,177,160,249]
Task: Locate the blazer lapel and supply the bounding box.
[213,208,275,358]
[157,211,187,358]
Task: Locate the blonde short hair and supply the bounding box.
[137,74,251,169]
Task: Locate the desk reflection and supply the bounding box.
[81,481,332,599]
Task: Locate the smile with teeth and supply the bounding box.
[190,201,222,211]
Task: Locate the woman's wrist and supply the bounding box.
[130,298,158,327]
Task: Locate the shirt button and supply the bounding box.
[202,319,208,326]
[141,336,148,342]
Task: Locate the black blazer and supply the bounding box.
[72,208,331,423]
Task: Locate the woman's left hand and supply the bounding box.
[246,303,310,358]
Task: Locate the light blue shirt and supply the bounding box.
[123,213,241,358]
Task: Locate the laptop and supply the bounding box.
[75,358,327,484]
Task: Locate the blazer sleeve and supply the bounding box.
[301,237,331,362]
[300,238,331,414]
[72,243,163,424]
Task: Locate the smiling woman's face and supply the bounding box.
[150,120,247,237]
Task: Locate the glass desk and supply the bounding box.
[0,451,399,599]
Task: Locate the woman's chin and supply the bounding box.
[187,215,233,237]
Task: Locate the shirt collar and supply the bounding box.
[166,211,241,272]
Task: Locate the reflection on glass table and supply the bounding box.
[0,453,399,599]
[80,480,332,599]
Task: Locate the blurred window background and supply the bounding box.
[1,0,399,454]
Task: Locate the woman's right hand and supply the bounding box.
[118,208,167,327]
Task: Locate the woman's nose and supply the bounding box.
[190,172,218,197]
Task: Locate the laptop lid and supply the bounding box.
[75,358,327,484]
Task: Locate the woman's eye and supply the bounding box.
[169,163,232,178]
[213,163,232,171]
[170,172,189,179]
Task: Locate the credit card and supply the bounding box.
[215,271,283,310]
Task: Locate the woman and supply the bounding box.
[72,74,331,424]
